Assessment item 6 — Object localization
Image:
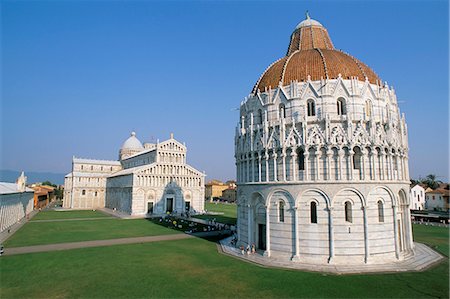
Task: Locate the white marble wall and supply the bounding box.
[0,191,34,232]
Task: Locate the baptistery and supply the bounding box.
[235,14,413,264]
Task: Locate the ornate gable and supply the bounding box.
[307,125,325,146]
[352,122,370,146]
[285,125,302,147]
[330,77,351,97]
[329,124,348,145]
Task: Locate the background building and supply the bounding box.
[410,184,425,210]
[0,172,34,233]
[235,14,413,265]
[425,189,449,211]
[64,132,205,216]
[32,185,56,209]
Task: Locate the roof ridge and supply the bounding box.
[280,50,300,86]
[252,56,286,94]
[315,48,329,79]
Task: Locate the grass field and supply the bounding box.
[412,224,449,256]
[193,202,237,224]
[1,234,448,298]
[4,218,180,247]
[31,210,111,220]
[1,209,448,298]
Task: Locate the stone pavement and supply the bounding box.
[218,237,445,274]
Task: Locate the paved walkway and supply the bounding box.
[218,237,445,274]
[29,217,114,223]
[3,234,193,256]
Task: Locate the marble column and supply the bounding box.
[405,206,414,250]
[370,150,376,180]
[292,206,300,261]
[281,149,287,181]
[392,204,400,259]
[247,204,252,245]
[349,149,354,181]
[263,205,271,257]
[251,153,255,182]
[338,149,344,181]
[273,152,278,181]
[237,204,241,242]
[328,206,334,263]
[265,151,269,182]
[315,149,320,181]
[304,150,310,181]
[326,149,333,181]
[363,205,369,263]
[361,149,366,180]
[291,148,297,182]
[258,154,262,182]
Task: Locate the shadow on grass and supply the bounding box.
[146,216,233,243]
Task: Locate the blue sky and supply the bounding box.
[1,0,449,182]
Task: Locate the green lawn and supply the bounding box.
[31,210,111,220]
[4,219,180,247]
[193,202,237,224]
[1,234,448,298]
[412,224,449,256]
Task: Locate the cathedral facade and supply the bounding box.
[63,132,205,216]
[235,15,413,264]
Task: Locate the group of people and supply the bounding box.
[239,243,256,255]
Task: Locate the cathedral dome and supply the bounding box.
[253,14,381,93]
[121,132,144,150]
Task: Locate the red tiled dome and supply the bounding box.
[253,15,381,93]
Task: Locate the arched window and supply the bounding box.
[345,201,352,223]
[378,200,384,222]
[298,148,305,170]
[365,100,372,117]
[310,202,317,223]
[279,104,286,119]
[353,147,362,170]
[337,98,346,115]
[82,190,86,196]
[94,191,98,197]
[81,165,83,170]
[279,201,285,222]
[91,165,93,171]
[307,99,316,116]
[258,109,263,124]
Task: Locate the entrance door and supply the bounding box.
[258,224,266,250]
[185,201,190,212]
[166,198,174,213]
[147,202,154,214]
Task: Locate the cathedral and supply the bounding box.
[235,14,413,264]
[63,132,205,216]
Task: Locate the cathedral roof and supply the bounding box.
[253,14,381,93]
[121,132,144,150]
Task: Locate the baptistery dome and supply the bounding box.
[254,14,380,93]
[235,14,413,266]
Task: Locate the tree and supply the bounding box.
[421,174,442,190]
[42,181,57,188]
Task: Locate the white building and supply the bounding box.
[425,189,446,211]
[64,132,205,216]
[410,184,425,210]
[235,14,413,265]
[0,172,34,233]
